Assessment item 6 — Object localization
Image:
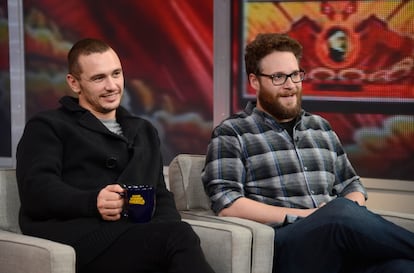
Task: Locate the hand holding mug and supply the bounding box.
[97,184,125,221]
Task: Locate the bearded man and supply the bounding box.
[202,33,414,273]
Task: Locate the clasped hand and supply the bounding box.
[97,184,125,221]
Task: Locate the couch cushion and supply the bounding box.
[168,154,211,211]
[0,169,21,233]
[0,230,76,273]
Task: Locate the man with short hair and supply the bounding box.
[17,38,215,273]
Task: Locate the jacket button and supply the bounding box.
[106,157,117,168]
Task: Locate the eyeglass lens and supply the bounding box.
[273,71,305,85]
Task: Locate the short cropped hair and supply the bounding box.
[244,33,303,76]
[67,38,112,78]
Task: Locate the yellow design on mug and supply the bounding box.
[129,194,145,205]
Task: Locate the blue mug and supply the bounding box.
[122,185,155,223]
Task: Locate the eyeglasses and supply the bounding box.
[256,70,306,86]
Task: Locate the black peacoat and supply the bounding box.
[16,96,181,266]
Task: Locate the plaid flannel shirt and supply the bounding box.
[202,101,367,214]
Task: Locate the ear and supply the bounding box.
[66,74,81,94]
[248,73,260,92]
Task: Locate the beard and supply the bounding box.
[258,88,302,121]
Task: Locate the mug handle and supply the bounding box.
[118,183,128,218]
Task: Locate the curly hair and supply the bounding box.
[244,33,303,76]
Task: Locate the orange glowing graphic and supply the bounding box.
[241,0,414,102]
[233,1,414,180]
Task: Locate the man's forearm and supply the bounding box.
[218,197,317,224]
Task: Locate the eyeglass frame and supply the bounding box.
[256,70,306,86]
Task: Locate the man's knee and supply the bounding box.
[314,198,374,229]
[323,198,365,218]
[169,221,201,244]
[325,197,359,210]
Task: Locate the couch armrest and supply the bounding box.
[372,209,414,233]
[182,212,274,273]
[0,230,76,273]
[183,218,253,273]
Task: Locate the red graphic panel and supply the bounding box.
[233,0,413,107]
[23,0,214,163]
[232,0,414,181]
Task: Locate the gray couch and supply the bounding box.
[0,169,76,273]
[3,156,413,273]
[0,168,263,273]
[168,154,414,273]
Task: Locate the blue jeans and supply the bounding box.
[273,198,414,273]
